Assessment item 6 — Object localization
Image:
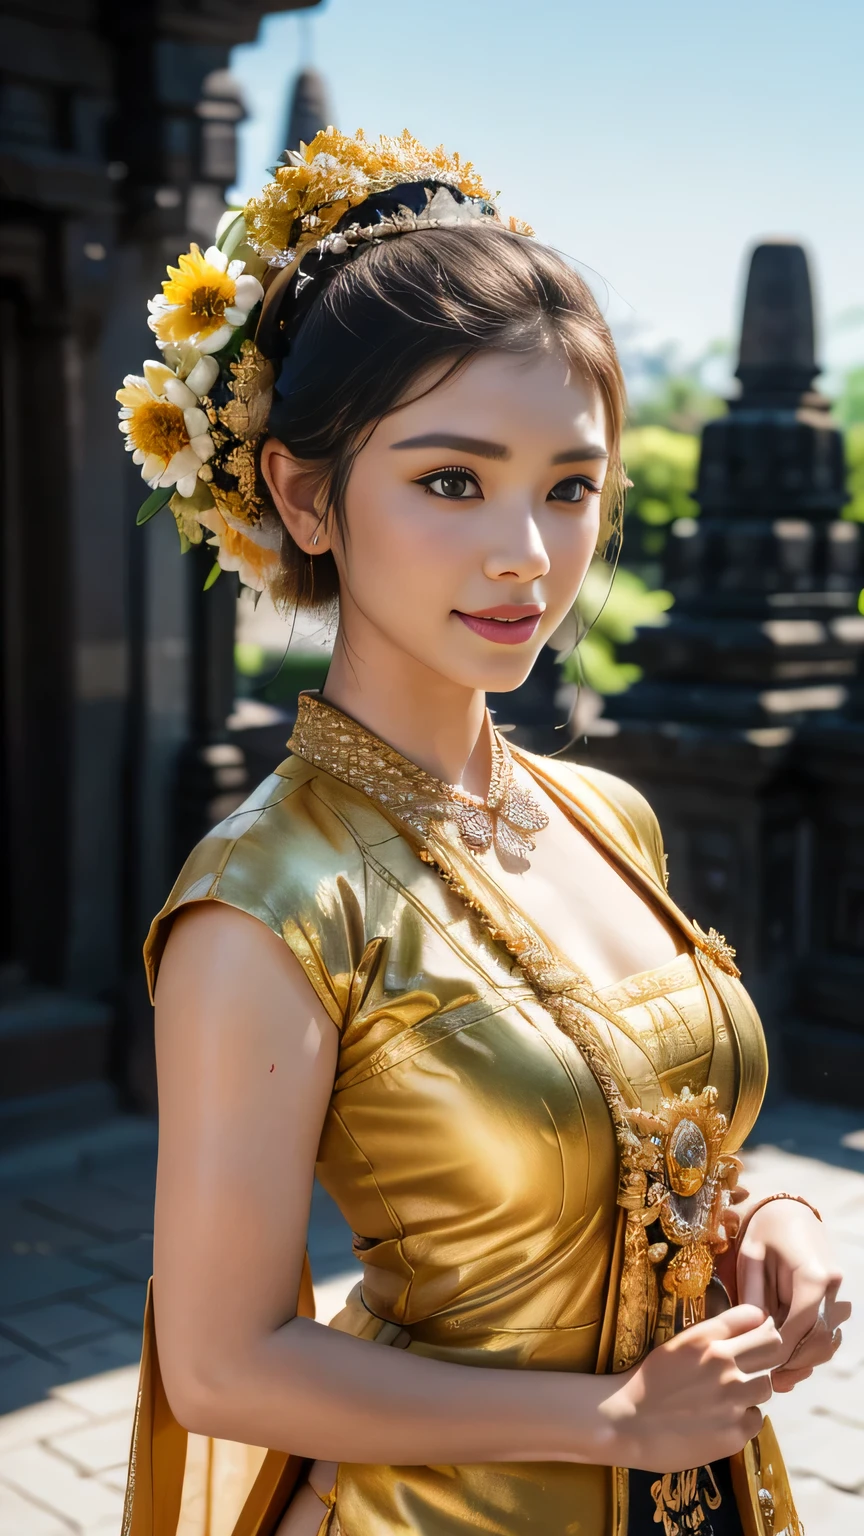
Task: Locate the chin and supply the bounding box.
[442,648,546,695]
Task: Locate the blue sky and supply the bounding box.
[231,0,864,380]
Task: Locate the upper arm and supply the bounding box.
[152,900,338,1418]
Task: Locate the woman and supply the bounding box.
[118,130,848,1536]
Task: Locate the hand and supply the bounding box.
[737,1198,851,1392]
[604,1305,786,1472]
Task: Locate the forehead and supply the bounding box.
[377,349,607,451]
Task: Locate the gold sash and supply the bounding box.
[122,1258,315,1536]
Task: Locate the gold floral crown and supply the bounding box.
[116,129,532,593]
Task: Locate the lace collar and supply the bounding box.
[287,691,549,860]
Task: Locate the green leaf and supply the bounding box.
[203,560,222,590]
[216,209,245,252]
[219,308,260,361]
[136,484,173,525]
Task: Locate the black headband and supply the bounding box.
[255,180,496,363]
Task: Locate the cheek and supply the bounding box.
[343,480,460,587]
[544,505,602,589]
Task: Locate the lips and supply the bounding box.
[454,605,544,646]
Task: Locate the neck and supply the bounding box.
[322,616,493,796]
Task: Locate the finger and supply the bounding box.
[823,1274,843,1311]
[779,1271,838,1360]
[783,1328,835,1372]
[732,1370,773,1408]
[799,1326,846,1366]
[783,1305,848,1372]
[772,1365,813,1394]
[722,1316,787,1374]
[828,1299,852,1327]
[741,1406,765,1443]
[736,1250,768,1313]
[696,1303,767,1342]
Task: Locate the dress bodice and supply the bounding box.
[139,707,779,1536]
[594,951,738,1115]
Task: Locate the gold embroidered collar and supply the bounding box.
[287,692,549,860]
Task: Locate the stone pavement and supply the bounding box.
[0,1099,861,1534]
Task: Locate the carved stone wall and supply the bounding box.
[571,244,864,1105]
[0,0,320,1129]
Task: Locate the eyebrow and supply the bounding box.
[551,445,609,465]
[390,432,609,466]
[391,433,510,460]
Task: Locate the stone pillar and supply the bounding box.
[283,66,332,152]
[0,0,324,1137]
[575,243,864,1090]
[793,717,864,1102]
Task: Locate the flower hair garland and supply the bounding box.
[117,128,531,593]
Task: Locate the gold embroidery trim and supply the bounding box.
[288,691,549,859]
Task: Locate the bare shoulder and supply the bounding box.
[155,897,336,1067]
[157,898,300,993]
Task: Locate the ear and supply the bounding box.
[260,437,331,554]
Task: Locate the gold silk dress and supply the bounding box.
[124,694,802,1536]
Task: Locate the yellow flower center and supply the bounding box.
[130,400,190,462]
[156,248,238,344]
[190,285,229,322]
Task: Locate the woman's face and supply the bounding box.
[331,347,609,695]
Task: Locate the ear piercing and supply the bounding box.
[312,533,319,546]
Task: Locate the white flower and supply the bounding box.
[116,355,218,498]
[147,243,265,354]
[198,504,281,593]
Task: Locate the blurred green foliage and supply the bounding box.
[845,425,864,525]
[627,375,725,436]
[836,369,864,526]
[565,567,673,694]
[622,425,701,527]
[570,422,698,694]
[836,366,864,430]
[235,642,330,707]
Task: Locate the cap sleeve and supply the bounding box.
[144,761,370,1031]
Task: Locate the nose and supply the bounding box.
[482,502,550,584]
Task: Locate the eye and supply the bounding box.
[415,466,483,501]
[547,476,597,504]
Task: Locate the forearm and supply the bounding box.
[174,1315,626,1466]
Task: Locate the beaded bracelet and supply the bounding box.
[736,1191,823,1247]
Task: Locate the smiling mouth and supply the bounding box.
[453,605,544,646]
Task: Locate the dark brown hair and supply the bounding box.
[263,222,626,614]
